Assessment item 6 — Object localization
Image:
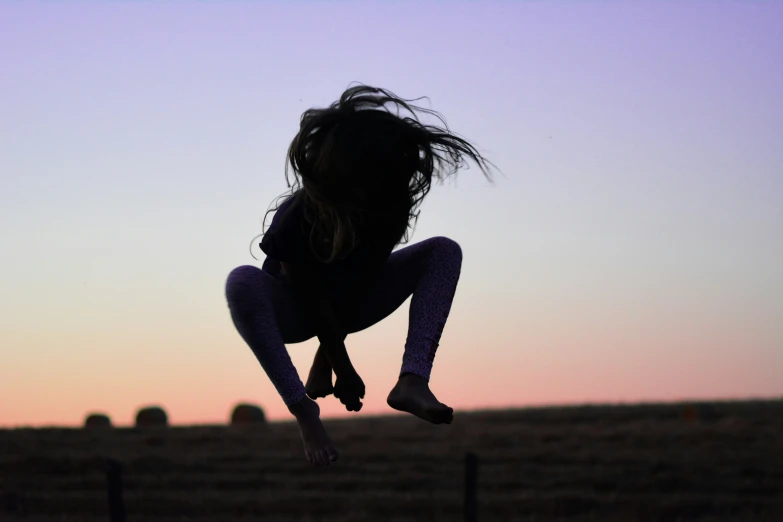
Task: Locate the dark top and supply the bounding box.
[260,190,401,317]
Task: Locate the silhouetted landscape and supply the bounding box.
[1,400,781,521]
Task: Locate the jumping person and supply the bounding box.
[225,85,495,467]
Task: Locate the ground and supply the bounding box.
[1,400,781,521]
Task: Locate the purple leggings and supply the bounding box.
[225,236,462,406]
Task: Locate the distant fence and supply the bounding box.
[104,453,480,521]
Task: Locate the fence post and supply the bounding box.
[105,458,126,522]
[464,452,478,522]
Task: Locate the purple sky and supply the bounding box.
[0,1,780,427]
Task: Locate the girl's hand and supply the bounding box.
[333,370,365,412]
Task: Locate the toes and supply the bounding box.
[317,450,330,467]
[329,449,339,463]
[443,408,454,424]
[429,405,454,424]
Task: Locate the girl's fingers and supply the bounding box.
[344,400,362,412]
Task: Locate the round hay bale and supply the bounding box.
[230,403,266,427]
[135,406,168,428]
[83,413,112,429]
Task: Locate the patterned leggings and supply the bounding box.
[225,236,462,407]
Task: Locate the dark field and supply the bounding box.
[1,400,781,521]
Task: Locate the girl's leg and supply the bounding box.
[345,235,462,424]
[347,236,463,383]
[225,266,337,467]
[225,266,316,407]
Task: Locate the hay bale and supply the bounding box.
[84,413,112,429]
[230,403,266,426]
[135,406,168,428]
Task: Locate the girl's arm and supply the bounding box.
[281,261,356,377]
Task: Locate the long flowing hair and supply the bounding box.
[253,84,499,263]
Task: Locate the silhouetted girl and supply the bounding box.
[225,85,495,467]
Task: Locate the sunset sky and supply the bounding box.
[1,1,781,427]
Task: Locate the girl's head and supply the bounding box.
[265,84,496,263]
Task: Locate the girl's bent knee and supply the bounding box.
[226,265,265,306]
[430,236,462,262]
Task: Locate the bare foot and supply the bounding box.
[305,347,334,400]
[387,373,453,424]
[288,396,338,467]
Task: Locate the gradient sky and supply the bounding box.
[1,1,781,428]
